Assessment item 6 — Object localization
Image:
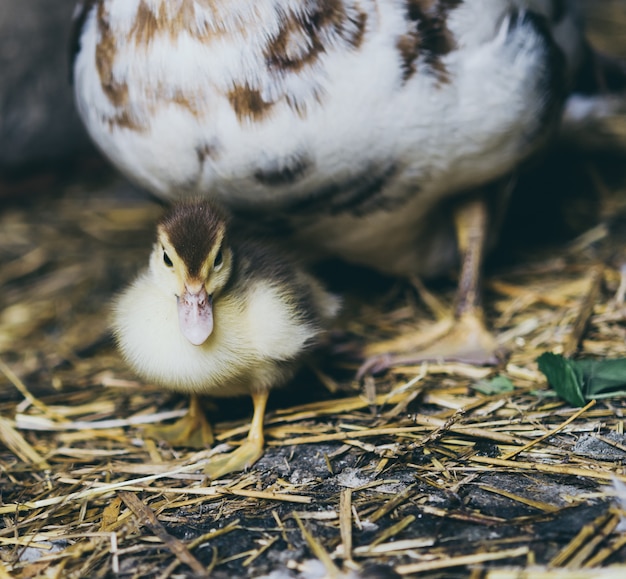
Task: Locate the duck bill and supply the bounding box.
[177,287,213,346]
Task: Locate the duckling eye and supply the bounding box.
[163,251,173,267]
[213,249,223,270]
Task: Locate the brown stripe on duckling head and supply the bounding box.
[158,201,228,277]
[397,0,462,84]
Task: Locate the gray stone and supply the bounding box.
[573,432,626,461]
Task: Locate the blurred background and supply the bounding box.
[0,0,93,197]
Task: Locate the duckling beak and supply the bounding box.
[177,287,213,346]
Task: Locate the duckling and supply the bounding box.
[112,200,339,478]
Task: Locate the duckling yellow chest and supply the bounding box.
[113,271,319,396]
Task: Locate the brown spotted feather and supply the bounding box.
[228,85,276,123]
[265,0,368,73]
[397,0,463,83]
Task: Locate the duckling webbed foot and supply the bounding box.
[144,394,214,449]
[204,438,265,480]
[204,390,268,480]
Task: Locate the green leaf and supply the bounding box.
[472,375,515,395]
[536,352,586,407]
[537,354,626,406]
[575,359,626,397]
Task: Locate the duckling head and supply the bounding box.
[149,201,233,346]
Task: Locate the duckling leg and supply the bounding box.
[204,390,268,480]
[362,197,503,373]
[144,394,214,449]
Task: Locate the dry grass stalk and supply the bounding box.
[118,491,206,576]
[502,400,597,460]
[487,569,626,579]
[470,457,626,482]
[477,485,560,513]
[351,537,435,557]
[339,489,353,563]
[549,510,620,568]
[583,533,626,568]
[395,546,530,574]
[369,515,416,548]
[0,358,61,420]
[0,416,49,469]
[294,513,341,578]
[561,265,604,356]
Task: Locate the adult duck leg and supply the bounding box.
[363,196,502,372]
[433,196,501,364]
[204,390,268,480]
[144,394,214,449]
